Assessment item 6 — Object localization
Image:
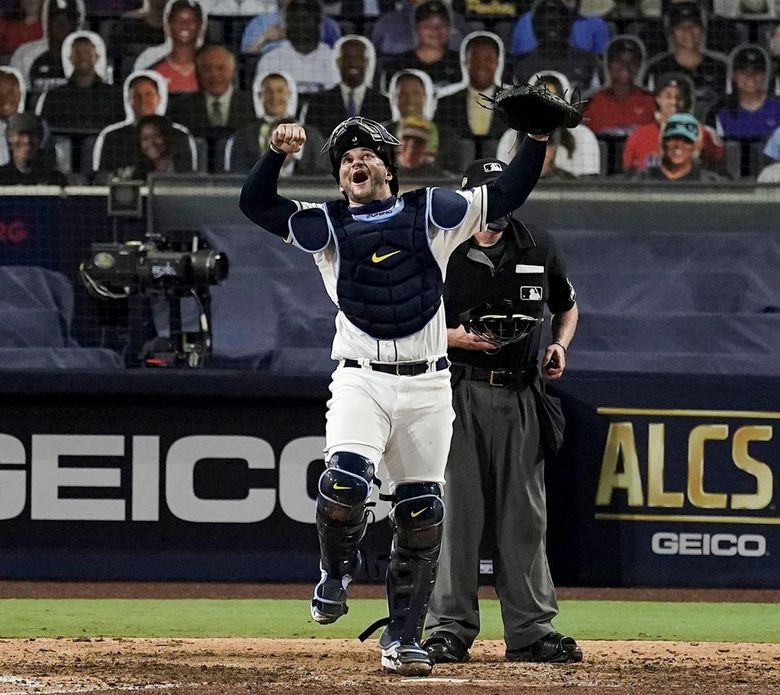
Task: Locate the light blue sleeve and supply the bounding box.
[765,127,780,161]
[240,15,275,53]
[509,13,535,55]
[570,16,612,54]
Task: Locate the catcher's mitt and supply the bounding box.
[481,83,583,135]
[460,300,543,351]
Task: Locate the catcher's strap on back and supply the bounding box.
[459,300,543,351]
[480,82,584,135]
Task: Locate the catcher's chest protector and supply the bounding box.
[325,190,443,340]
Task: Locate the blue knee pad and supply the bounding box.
[317,451,375,526]
[391,482,445,552]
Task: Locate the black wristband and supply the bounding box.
[553,341,567,354]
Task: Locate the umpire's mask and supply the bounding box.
[462,158,510,232]
[322,116,401,195]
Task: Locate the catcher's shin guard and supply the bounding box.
[380,482,444,675]
[311,451,375,624]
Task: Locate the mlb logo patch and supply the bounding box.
[484,162,503,173]
[521,286,542,301]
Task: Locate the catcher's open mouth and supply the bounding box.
[352,171,369,184]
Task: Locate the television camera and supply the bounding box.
[79,233,229,368]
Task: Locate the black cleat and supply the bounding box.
[506,631,583,663]
[422,631,470,664]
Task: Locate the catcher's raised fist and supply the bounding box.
[271,123,307,154]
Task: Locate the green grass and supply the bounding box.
[1,599,778,642]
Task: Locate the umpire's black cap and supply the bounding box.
[461,158,506,189]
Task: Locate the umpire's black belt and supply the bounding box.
[343,357,449,376]
[453,364,536,388]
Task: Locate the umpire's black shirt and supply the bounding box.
[444,217,576,370]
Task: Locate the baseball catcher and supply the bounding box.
[239,102,551,676]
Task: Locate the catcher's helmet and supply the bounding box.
[322,116,401,195]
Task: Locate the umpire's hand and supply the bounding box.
[543,343,567,380]
[271,123,307,154]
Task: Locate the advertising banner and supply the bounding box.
[0,375,392,582]
[0,372,777,587]
[548,373,779,588]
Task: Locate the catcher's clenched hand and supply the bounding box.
[271,122,306,154]
[481,83,584,136]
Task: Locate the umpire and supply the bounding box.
[423,157,581,664]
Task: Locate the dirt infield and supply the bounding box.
[1,583,778,694]
[1,637,779,695]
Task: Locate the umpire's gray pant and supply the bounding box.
[426,375,558,651]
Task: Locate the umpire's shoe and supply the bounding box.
[422,631,470,664]
[310,560,359,625]
[506,631,583,663]
[379,631,433,677]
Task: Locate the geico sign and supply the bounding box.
[651,532,766,557]
[0,434,391,524]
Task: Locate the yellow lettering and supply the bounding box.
[731,426,773,510]
[647,423,684,507]
[596,423,644,506]
[687,424,728,508]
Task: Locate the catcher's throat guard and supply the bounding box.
[460,301,543,351]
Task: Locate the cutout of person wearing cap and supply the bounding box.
[511,0,602,96]
[622,71,723,174]
[708,44,780,140]
[10,0,85,92]
[396,115,448,177]
[436,32,508,146]
[35,31,124,132]
[583,35,656,136]
[630,111,723,181]
[643,1,728,121]
[252,0,339,95]
[304,35,391,136]
[371,0,470,56]
[382,68,460,172]
[377,0,464,93]
[0,111,66,185]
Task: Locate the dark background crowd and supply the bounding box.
[1,0,779,186]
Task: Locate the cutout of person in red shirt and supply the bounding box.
[583,35,655,136]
